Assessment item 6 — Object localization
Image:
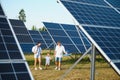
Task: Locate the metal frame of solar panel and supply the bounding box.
[106,0,120,8]
[39,31,54,49]
[105,0,120,12]
[28,30,47,49]
[43,22,91,54]
[0,3,33,80]
[59,0,120,76]
[9,19,34,53]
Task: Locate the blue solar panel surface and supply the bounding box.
[40,31,54,49]
[0,63,32,80]
[68,0,109,6]
[43,22,91,53]
[0,4,33,80]
[84,26,120,59]
[60,0,120,75]
[61,24,91,53]
[44,22,79,53]
[60,0,120,27]
[0,18,23,59]
[106,0,120,8]
[29,30,47,49]
[9,19,34,53]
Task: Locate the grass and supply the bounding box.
[25,50,120,80]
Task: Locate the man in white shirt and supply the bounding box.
[54,41,67,70]
[32,42,42,70]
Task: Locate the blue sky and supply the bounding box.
[1,0,74,29]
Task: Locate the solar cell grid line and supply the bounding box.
[1,20,23,60]
[0,2,34,79]
[79,30,91,49]
[0,29,12,60]
[59,0,120,75]
[76,26,88,51]
[106,0,120,9]
[104,0,120,14]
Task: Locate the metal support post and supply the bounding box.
[90,44,96,80]
[59,47,92,80]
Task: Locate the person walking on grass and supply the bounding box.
[45,53,51,69]
[54,41,67,70]
[32,42,42,70]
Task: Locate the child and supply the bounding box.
[45,53,51,69]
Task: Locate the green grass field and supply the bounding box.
[25,50,120,80]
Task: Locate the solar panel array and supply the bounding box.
[9,19,34,53]
[43,22,91,53]
[60,0,120,75]
[0,4,33,80]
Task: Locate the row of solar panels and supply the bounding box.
[59,0,120,75]
[0,18,91,79]
[9,19,91,54]
[9,19,54,53]
[1,17,91,80]
[0,3,34,80]
[1,0,119,79]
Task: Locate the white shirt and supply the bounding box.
[45,56,51,63]
[32,45,42,55]
[55,45,66,58]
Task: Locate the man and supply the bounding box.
[32,42,42,70]
[54,41,67,70]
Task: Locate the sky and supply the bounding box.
[1,0,74,30]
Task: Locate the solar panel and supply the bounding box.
[79,30,91,49]
[0,3,33,80]
[28,30,47,49]
[106,0,120,12]
[68,0,109,6]
[0,63,32,80]
[40,31,54,49]
[9,19,34,53]
[61,24,91,53]
[59,0,120,75]
[43,22,79,53]
[43,22,91,53]
[84,26,120,59]
[106,0,120,8]
[60,0,120,27]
